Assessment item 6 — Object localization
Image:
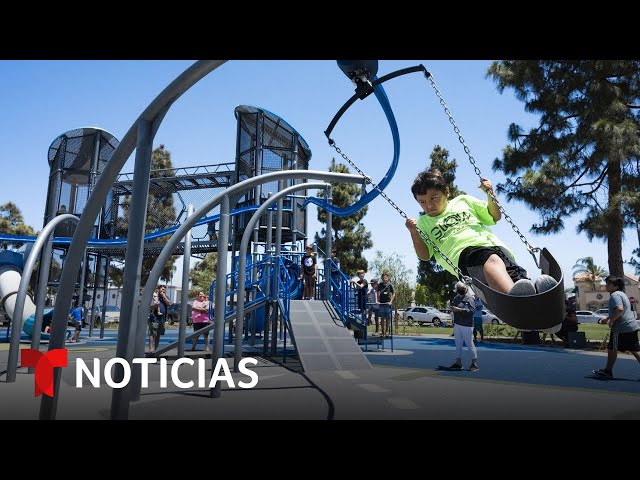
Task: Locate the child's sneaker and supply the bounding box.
[509,279,536,296]
[535,274,558,294]
[449,363,463,371]
[592,368,613,378]
[468,364,479,372]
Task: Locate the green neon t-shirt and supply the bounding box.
[415,194,513,278]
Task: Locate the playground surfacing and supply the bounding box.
[1,330,639,420]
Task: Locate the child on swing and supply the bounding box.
[405,167,557,296]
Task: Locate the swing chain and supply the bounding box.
[425,73,540,259]
[329,140,473,283]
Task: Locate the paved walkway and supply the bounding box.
[1,331,639,420]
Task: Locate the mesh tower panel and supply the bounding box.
[234,105,312,244]
[45,127,119,238]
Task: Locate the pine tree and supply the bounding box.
[0,202,38,250]
[112,145,179,286]
[487,61,640,276]
[190,252,218,297]
[314,158,373,275]
[415,146,462,304]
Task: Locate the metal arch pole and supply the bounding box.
[275,179,284,342]
[178,204,194,358]
[264,194,274,355]
[40,60,227,420]
[233,183,328,371]
[6,214,79,383]
[131,170,364,398]
[110,118,155,420]
[211,195,232,398]
[268,208,278,354]
[29,236,53,365]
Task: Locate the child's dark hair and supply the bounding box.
[411,167,448,198]
[604,275,625,292]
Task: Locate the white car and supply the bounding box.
[481,310,504,325]
[575,310,606,324]
[595,308,609,317]
[403,306,452,327]
[90,305,121,326]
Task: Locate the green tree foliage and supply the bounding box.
[0,202,38,250]
[487,61,640,277]
[314,158,373,275]
[415,146,461,304]
[369,251,414,310]
[414,284,428,306]
[190,252,218,297]
[112,145,179,286]
[572,256,609,291]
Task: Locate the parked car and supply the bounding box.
[403,306,452,327]
[481,310,504,325]
[167,302,193,325]
[595,308,609,317]
[575,310,606,324]
[88,305,121,327]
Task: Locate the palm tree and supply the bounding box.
[572,257,609,291]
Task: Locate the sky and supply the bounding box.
[1,60,638,288]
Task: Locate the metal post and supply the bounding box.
[99,256,109,339]
[325,185,333,302]
[110,118,154,420]
[29,236,54,363]
[275,179,284,341]
[88,254,100,338]
[178,205,194,357]
[211,195,231,398]
[264,196,273,355]
[76,251,87,327]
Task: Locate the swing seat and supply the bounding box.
[470,248,565,330]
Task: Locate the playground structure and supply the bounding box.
[0,60,565,421]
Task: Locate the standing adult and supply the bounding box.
[473,296,484,342]
[149,284,171,353]
[450,281,479,371]
[351,269,369,321]
[190,291,211,352]
[376,272,395,337]
[299,245,317,300]
[68,302,83,343]
[593,276,640,378]
[367,280,380,332]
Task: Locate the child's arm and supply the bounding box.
[479,178,501,222]
[405,218,431,261]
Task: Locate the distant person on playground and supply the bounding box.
[68,301,83,343]
[592,276,640,378]
[405,167,557,297]
[299,245,317,300]
[351,269,369,321]
[449,282,479,371]
[376,272,395,337]
[191,291,211,352]
[367,280,380,332]
[473,296,484,342]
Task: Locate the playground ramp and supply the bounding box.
[288,300,371,372]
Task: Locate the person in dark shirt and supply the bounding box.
[299,245,317,300]
[350,269,369,321]
[376,272,395,337]
[449,282,479,371]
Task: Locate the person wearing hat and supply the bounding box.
[299,245,317,300]
[449,281,479,371]
[367,279,380,332]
